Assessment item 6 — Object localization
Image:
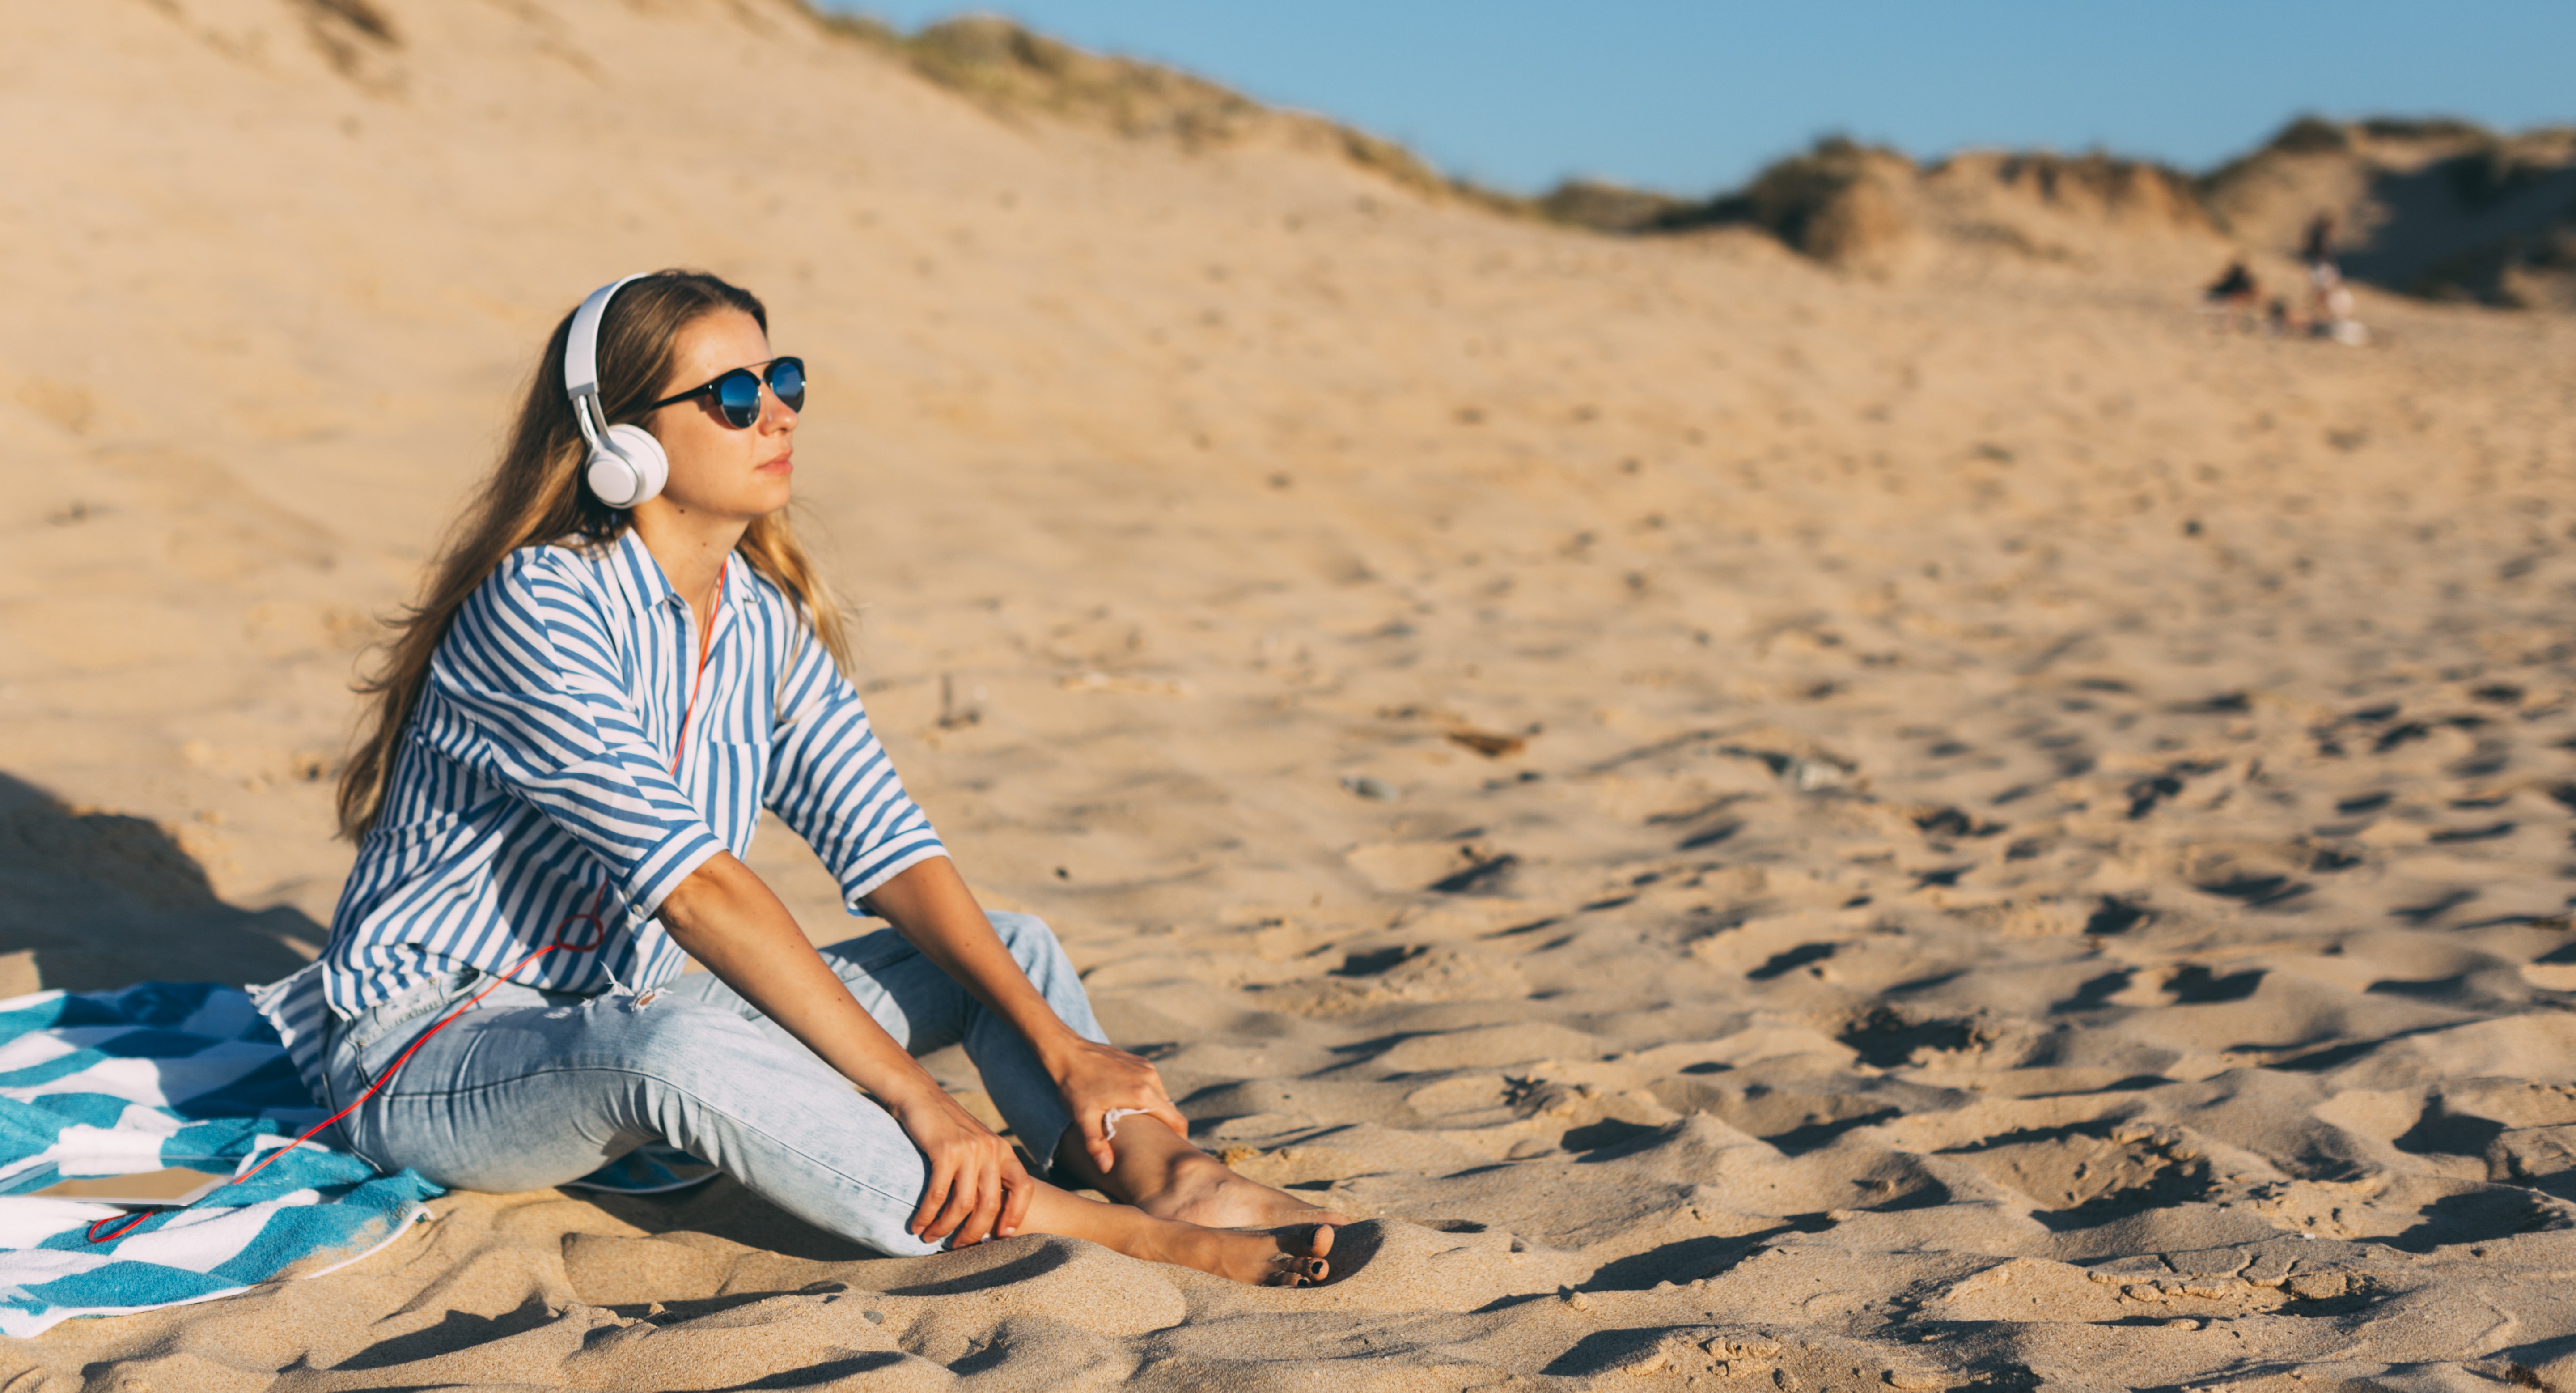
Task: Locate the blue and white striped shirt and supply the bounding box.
[253,529,945,1096]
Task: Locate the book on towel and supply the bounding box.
[34,1168,229,1208]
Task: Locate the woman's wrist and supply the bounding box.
[1022,1017,1098,1075]
[864,1062,958,1117]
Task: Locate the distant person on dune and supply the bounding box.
[2301,212,2368,344]
[252,270,1341,1287]
[2301,213,2338,283]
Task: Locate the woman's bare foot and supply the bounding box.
[1018,1181,1335,1287]
[1055,1117,1356,1229]
[1153,1221,1335,1287]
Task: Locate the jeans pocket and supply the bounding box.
[334,970,480,1099]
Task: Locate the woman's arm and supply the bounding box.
[657,852,1032,1247]
[863,856,1189,1173]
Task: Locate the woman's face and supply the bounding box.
[640,309,795,523]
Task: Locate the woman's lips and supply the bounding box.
[757,454,794,474]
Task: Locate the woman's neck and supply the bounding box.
[627,503,746,635]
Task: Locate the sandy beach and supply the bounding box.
[7,1,2576,1387]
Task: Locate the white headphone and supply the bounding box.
[564,274,669,510]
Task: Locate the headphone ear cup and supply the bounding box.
[606,424,668,505]
[586,424,669,510]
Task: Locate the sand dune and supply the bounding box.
[7,0,2576,1388]
[1550,117,2576,311]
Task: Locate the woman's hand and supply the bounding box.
[1051,1037,1191,1174]
[882,1081,1034,1248]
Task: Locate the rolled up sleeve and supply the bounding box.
[763,623,948,910]
[422,553,725,919]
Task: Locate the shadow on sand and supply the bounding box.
[0,769,322,994]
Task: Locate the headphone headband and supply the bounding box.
[563,273,670,511]
[564,273,649,444]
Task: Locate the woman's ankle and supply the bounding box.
[1052,1117,1200,1206]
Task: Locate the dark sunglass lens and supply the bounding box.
[714,369,763,428]
[769,358,805,412]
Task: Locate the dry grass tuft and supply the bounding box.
[792,5,1484,207]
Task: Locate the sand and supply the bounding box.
[6,0,2576,1388]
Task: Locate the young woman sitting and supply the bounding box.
[254,270,1341,1286]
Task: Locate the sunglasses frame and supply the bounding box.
[640,356,805,429]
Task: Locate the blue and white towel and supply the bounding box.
[0,981,439,1338]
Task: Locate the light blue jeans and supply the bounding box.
[320,913,1104,1258]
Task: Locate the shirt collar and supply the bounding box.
[609,527,743,619]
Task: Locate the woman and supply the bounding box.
[254,270,1340,1285]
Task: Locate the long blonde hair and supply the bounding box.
[338,270,853,840]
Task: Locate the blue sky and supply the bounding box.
[824,2,2576,196]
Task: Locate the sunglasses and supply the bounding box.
[641,357,806,429]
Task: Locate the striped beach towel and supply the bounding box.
[0,981,438,1338]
